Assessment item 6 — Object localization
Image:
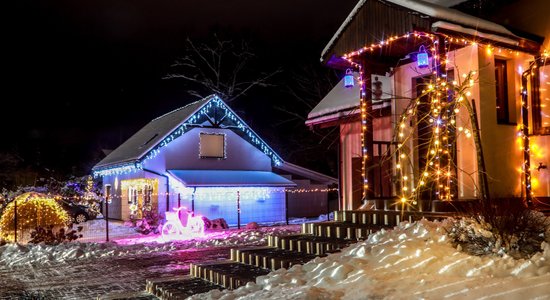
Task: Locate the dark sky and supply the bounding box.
[4,0,357,177]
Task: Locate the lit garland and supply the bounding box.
[341,32,436,201]
[338,30,529,207]
[93,96,283,178]
[93,162,143,178]
[0,192,71,242]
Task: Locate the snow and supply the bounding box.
[306,72,361,121]
[306,72,390,125]
[190,219,550,299]
[0,224,301,268]
[2,216,549,298]
[433,21,519,46]
[321,0,517,61]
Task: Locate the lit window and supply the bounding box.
[495,59,510,124]
[533,63,550,134]
[200,133,226,159]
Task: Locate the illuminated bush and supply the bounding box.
[0,192,71,242]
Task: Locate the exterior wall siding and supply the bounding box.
[327,0,431,61]
[340,121,361,210]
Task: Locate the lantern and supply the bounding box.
[344,69,354,88]
[417,45,429,68]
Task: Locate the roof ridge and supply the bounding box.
[151,94,216,122]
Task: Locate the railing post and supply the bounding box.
[237,191,241,229]
[14,198,17,244]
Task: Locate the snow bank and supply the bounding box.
[0,225,300,268]
[191,219,550,299]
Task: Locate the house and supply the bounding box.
[92,95,336,225]
[307,0,549,211]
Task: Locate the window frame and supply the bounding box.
[199,132,227,159]
[532,59,550,135]
[495,58,511,125]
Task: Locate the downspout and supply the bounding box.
[143,168,170,212]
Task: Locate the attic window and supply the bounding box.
[199,133,226,159]
[140,133,159,148]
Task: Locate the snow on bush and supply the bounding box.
[447,198,550,259]
[190,219,550,299]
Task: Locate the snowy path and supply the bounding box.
[0,246,230,299]
[0,225,301,299]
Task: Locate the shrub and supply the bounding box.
[135,209,162,235]
[0,192,71,242]
[447,197,550,259]
[28,225,83,245]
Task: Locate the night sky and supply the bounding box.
[4,0,357,179]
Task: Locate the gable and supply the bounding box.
[92,95,283,177]
[322,0,538,67]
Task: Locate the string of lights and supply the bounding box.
[339,29,549,207]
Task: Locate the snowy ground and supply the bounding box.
[0,225,301,299]
[0,224,301,268]
[2,216,550,299]
[190,219,550,300]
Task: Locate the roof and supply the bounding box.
[94,96,213,169]
[321,0,533,63]
[275,162,338,185]
[307,72,361,121]
[168,170,296,187]
[305,73,390,126]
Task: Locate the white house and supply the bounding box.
[93,95,336,225]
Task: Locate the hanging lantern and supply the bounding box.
[344,69,354,88]
[417,45,429,68]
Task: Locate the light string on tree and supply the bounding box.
[340,30,503,208]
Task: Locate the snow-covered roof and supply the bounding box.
[306,73,361,122]
[92,95,337,185]
[93,96,214,169]
[276,162,338,185]
[168,170,297,187]
[321,0,518,62]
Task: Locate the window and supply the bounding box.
[495,59,510,124]
[199,133,225,158]
[533,63,550,134]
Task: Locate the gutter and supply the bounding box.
[143,168,170,212]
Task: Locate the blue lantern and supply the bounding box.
[417,45,429,68]
[344,69,354,88]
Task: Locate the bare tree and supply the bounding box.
[164,35,280,102]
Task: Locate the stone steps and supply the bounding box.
[145,275,222,300]
[144,210,454,299]
[301,221,386,240]
[189,260,270,290]
[231,246,317,270]
[97,290,159,300]
[334,210,452,225]
[267,233,352,256]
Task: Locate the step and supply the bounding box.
[190,260,270,290]
[301,221,386,240]
[146,275,223,300]
[334,210,406,226]
[268,234,352,255]
[231,246,317,270]
[334,210,453,224]
[97,291,158,300]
